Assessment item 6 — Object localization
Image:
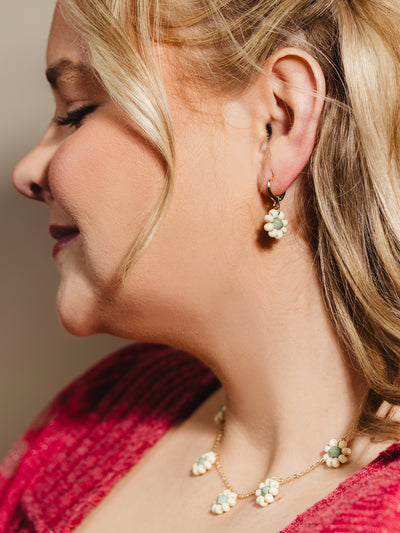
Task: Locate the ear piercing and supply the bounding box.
[263,177,288,240]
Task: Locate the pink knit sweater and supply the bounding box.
[0,343,399,532]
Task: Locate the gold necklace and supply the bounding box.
[191,406,353,515]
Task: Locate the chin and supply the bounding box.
[58,309,97,337]
[56,276,101,337]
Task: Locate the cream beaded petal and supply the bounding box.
[256,496,268,507]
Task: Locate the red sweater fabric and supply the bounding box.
[0,342,399,532]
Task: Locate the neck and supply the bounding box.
[173,239,367,489]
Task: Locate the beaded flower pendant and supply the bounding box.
[323,439,351,468]
[192,406,224,476]
[192,451,216,476]
[211,490,238,515]
[214,405,226,424]
[264,209,288,240]
[255,478,280,507]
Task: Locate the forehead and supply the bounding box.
[46,5,87,68]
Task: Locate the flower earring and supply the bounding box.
[263,177,288,240]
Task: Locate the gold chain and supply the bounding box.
[212,425,257,499]
[210,417,355,499]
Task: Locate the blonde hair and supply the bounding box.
[59,0,400,441]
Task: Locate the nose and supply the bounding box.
[12,129,55,203]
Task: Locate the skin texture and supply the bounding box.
[12,4,398,531]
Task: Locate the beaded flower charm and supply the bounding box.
[264,209,288,240]
[192,451,216,476]
[323,439,351,468]
[211,490,238,515]
[214,405,226,425]
[255,478,280,507]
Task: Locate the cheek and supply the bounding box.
[49,116,166,284]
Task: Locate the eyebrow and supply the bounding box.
[45,59,93,89]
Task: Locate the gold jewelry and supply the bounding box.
[191,405,353,515]
[264,176,288,239]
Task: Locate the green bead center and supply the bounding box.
[198,456,207,465]
[261,486,270,497]
[328,446,342,458]
[216,494,229,505]
[273,217,284,230]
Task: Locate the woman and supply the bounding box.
[1,0,400,531]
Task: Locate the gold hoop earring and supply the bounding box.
[263,177,288,240]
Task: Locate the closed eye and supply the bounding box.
[55,104,98,128]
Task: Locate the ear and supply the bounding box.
[258,47,326,197]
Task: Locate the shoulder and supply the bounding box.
[340,443,400,529]
[51,342,216,419]
[0,343,219,533]
[2,342,217,466]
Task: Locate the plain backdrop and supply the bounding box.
[0,2,126,460]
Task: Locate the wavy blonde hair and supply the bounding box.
[59,0,400,441]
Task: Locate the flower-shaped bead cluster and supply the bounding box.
[192,451,216,476]
[323,439,351,468]
[214,405,226,425]
[255,478,280,507]
[211,490,238,515]
[264,209,288,239]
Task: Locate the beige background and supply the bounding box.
[0,2,126,460]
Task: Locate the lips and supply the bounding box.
[50,225,80,258]
[49,225,80,240]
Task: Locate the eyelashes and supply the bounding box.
[55,104,98,128]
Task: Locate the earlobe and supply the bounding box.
[259,47,326,197]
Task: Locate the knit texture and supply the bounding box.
[0,343,220,532]
[0,342,399,532]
